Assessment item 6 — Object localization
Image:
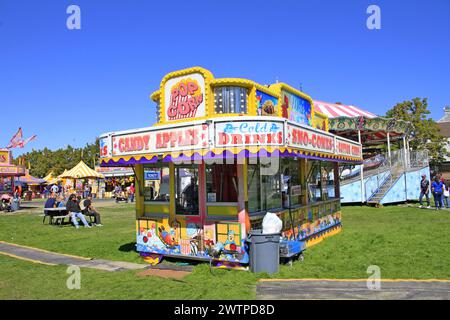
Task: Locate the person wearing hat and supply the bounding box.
[419,174,430,208]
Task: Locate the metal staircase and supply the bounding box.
[366,151,406,206]
[366,172,399,205]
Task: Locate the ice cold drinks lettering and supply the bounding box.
[291,128,334,151]
[156,128,200,148]
[218,132,283,145]
[118,135,150,153]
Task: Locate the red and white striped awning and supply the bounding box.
[313,100,377,119]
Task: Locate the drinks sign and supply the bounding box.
[164,73,206,121]
[215,121,284,147]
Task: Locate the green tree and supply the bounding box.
[13,139,100,178]
[386,98,448,166]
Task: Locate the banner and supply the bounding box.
[215,121,284,147]
[287,123,335,154]
[111,124,209,157]
[6,128,23,149]
[101,118,362,159]
[335,137,362,158]
[16,135,37,148]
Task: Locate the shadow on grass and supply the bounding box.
[119,242,136,252]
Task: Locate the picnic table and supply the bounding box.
[43,207,68,226]
[43,207,94,226]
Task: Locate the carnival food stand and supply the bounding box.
[99,67,362,267]
[0,149,26,197]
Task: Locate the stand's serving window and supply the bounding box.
[306,160,337,203]
[281,157,303,206]
[174,165,199,216]
[205,164,238,203]
[247,158,282,213]
[143,166,170,202]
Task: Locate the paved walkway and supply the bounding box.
[257,279,450,300]
[0,241,146,272]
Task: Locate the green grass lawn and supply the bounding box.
[1,203,450,299]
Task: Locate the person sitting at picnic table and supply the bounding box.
[44,193,57,213]
[81,195,103,226]
[56,195,65,208]
[66,194,91,229]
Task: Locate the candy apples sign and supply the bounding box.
[110,125,209,156]
[112,133,152,156]
[164,73,206,121]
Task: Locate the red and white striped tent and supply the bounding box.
[313,100,409,146]
[313,100,377,119]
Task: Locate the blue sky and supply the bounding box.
[1,0,449,156]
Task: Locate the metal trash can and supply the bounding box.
[248,229,280,274]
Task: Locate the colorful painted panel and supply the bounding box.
[281,212,341,242]
[136,219,249,263]
[256,90,278,116]
[281,90,312,126]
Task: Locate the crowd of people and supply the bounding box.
[44,191,103,228]
[419,173,450,210]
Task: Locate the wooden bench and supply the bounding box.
[53,214,94,227]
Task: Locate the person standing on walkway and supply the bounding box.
[129,183,135,203]
[442,179,450,209]
[431,176,444,210]
[419,174,430,208]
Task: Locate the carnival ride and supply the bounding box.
[314,101,429,205]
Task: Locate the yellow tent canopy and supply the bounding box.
[43,171,54,182]
[43,171,60,185]
[57,169,69,179]
[60,160,104,179]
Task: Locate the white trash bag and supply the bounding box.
[262,212,282,234]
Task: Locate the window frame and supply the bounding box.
[174,164,200,216]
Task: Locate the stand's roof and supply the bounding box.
[313,100,412,146]
[313,100,377,118]
[60,160,104,179]
[15,170,46,185]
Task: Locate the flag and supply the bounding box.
[17,135,37,148]
[6,128,23,149]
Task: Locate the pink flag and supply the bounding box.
[17,135,37,148]
[6,128,23,149]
